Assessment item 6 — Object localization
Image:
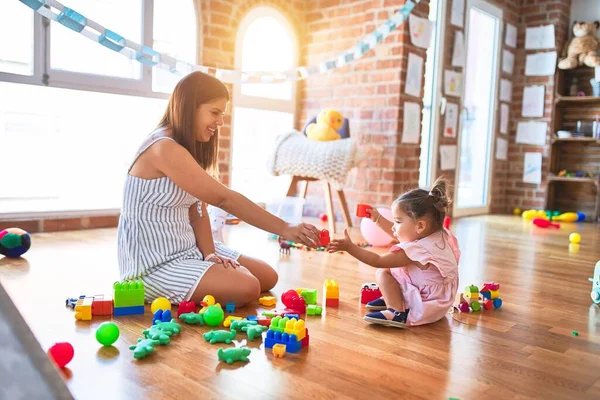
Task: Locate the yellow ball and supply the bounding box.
[569,233,581,244]
[513,207,521,215]
[151,297,171,314]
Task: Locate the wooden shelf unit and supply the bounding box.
[547,67,600,222]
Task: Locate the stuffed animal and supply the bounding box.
[305,108,344,141]
[558,21,600,69]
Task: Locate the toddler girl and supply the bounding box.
[327,178,460,327]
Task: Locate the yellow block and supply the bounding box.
[223,315,242,328]
[323,278,339,299]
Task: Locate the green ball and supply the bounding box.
[203,305,224,327]
[96,322,120,346]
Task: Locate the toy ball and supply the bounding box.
[96,322,120,346]
[0,228,31,258]
[319,213,328,222]
[513,208,521,216]
[569,233,581,244]
[576,212,586,222]
[47,342,74,368]
[151,297,171,314]
[203,305,224,326]
[360,208,394,247]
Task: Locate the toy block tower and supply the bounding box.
[75,296,93,321]
[92,294,113,316]
[113,280,145,316]
[323,279,339,307]
[265,316,308,353]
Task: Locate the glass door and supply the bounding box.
[454,0,502,216]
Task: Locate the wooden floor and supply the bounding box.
[1,215,600,400]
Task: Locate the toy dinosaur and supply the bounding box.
[129,338,159,359]
[230,319,258,331]
[154,319,182,336]
[203,329,237,344]
[242,324,268,340]
[142,325,172,345]
[217,347,251,364]
[179,312,205,325]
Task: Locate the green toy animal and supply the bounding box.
[129,338,159,359]
[230,319,257,331]
[217,347,251,364]
[179,313,205,325]
[203,329,236,344]
[242,324,268,340]
[142,325,172,345]
[154,319,182,336]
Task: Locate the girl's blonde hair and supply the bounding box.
[156,71,229,178]
[394,177,451,229]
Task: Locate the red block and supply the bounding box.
[301,328,310,348]
[92,295,113,316]
[177,300,196,318]
[257,316,272,327]
[325,298,339,307]
[360,287,382,304]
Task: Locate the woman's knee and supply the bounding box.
[237,267,261,306]
[260,262,278,292]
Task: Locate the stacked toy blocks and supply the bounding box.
[92,294,113,316]
[113,280,145,316]
[323,279,339,307]
[264,316,309,353]
[75,297,93,321]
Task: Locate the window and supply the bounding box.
[231,7,298,204]
[0,0,197,216]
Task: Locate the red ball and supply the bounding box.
[47,342,74,368]
[319,213,328,222]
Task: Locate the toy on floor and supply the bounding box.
[281,289,307,314]
[96,322,120,346]
[306,305,322,315]
[259,296,277,307]
[278,237,292,255]
[198,295,220,313]
[151,297,171,314]
[532,218,560,229]
[552,212,580,223]
[92,294,113,316]
[0,227,31,258]
[47,342,74,368]
[522,209,548,221]
[323,278,339,307]
[142,325,173,345]
[153,309,173,325]
[360,282,382,304]
[589,261,600,304]
[305,108,344,142]
[217,347,251,364]
[272,343,286,358]
[74,297,94,321]
[223,315,242,328]
[113,280,145,316]
[299,289,317,305]
[225,302,235,313]
[179,312,205,325]
[230,319,258,331]
[264,318,309,353]
[177,300,196,317]
[242,324,268,340]
[154,319,182,336]
[203,305,225,326]
[203,329,236,344]
[130,338,159,359]
[458,282,502,312]
[569,233,581,244]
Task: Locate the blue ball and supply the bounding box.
[0,228,31,258]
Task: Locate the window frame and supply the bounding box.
[0,0,198,99]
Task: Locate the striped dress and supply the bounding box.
[117,134,240,304]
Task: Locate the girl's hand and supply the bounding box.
[327,229,354,252]
[367,207,381,223]
[281,223,321,248]
[206,254,240,269]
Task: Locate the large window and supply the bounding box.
[231,7,298,204]
[0,0,197,216]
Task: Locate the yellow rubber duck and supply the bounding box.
[198,295,221,314]
[306,109,344,141]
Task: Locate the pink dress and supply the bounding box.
[390,228,461,326]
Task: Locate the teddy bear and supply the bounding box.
[305,108,344,141]
[558,21,600,69]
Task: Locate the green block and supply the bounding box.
[301,289,318,305]
[307,305,322,316]
[113,280,145,307]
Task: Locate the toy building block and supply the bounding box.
[217,347,251,365]
[177,300,196,317]
[360,283,382,304]
[256,316,271,327]
[325,298,339,307]
[66,294,85,309]
[295,288,307,295]
[285,313,299,319]
[92,294,113,316]
[75,297,93,321]
[153,309,172,325]
[223,315,242,328]
[301,328,310,348]
[259,296,277,307]
[113,305,144,317]
[307,305,322,316]
[300,289,318,305]
[465,285,479,300]
[284,318,306,341]
[113,280,145,308]
[269,316,289,333]
[323,279,339,307]
[272,343,286,358]
[264,330,302,353]
[225,302,235,313]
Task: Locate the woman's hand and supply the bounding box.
[327,229,355,252]
[206,254,240,269]
[280,223,321,248]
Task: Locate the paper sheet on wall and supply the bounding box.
[500,103,509,134]
[516,121,547,146]
[500,79,512,102]
[502,50,514,74]
[452,31,465,67]
[405,53,424,98]
[451,0,464,27]
[444,70,462,97]
[409,14,433,49]
[402,102,421,144]
[440,145,457,171]
[525,24,555,49]
[496,138,508,161]
[505,23,517,48]
[444,103,459,138]
[525,51,557,76]
[523,152,542,184]
[522,85,545,117]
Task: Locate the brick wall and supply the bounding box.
[504,0,571,211]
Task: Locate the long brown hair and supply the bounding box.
[156,71,229,177]
[394,177,451,230]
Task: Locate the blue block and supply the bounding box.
[264,330,302,353]
[481,291,491,300]
[225,302,235,313]
[19,0,45,11]
[114,305,144,316]
[284,314,299,319]
[152,309,172,324]
[57,8,87,32]
[135,46,159,66]
[98,29,125,52]
[246,315,258,322]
